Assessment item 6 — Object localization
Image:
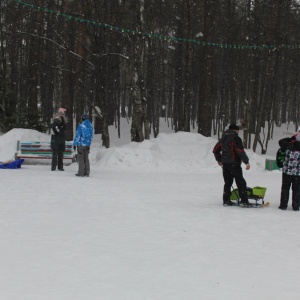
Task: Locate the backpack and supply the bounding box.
[276,148,286,168]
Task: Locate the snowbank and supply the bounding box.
[0,128,267,172]
[0,128,50,161]
[94,131,265,173]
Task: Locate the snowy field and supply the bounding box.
[0,120,300,300]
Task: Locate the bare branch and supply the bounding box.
[41,60,76,74]
[16,30,96,70]
[95,53,129,60]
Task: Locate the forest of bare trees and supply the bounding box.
[1,0,300,153]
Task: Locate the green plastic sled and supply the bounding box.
[230,186,267,201]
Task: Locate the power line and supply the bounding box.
[14,0,300,51]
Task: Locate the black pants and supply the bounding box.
[222,163,248,204]
[77,146,90,176]
[52,149,64,170]
[280,173,300,209]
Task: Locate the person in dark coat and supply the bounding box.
[278,133,300,211]
[50,115,66,171]
[213,124,251,206]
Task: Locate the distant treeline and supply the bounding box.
[1,0,300,153]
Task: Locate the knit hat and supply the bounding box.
[229,124,239,130]
[81,114,89,121]
[58,108,66,115]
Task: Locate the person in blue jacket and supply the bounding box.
[73,114,94,177]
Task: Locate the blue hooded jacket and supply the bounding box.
[73,119,93,147]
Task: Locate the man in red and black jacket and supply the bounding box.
[213,124,251,207]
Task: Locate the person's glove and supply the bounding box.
[73,146,76,151]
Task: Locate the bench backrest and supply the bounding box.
[17,141,74,161]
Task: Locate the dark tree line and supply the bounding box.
[1,0,300,153]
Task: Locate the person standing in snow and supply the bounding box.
[73,114,93,177]
[50,112,66,171]
[278,133,300,211]
[213,124,251,207]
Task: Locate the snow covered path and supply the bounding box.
[1,162,299,300]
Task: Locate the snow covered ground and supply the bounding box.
[0,120,299,300]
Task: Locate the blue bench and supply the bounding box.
[15,141,75,165]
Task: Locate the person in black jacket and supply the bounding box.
[50,115,66,171]
[213,124,251,206]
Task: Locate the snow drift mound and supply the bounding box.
[152,132,218,172]
[0,128,50,161]
[95,132,267,173]
[95,132,217,172]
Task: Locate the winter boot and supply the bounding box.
[223,200,236,207]
[278,206,287,210]
[240,200,251,207]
